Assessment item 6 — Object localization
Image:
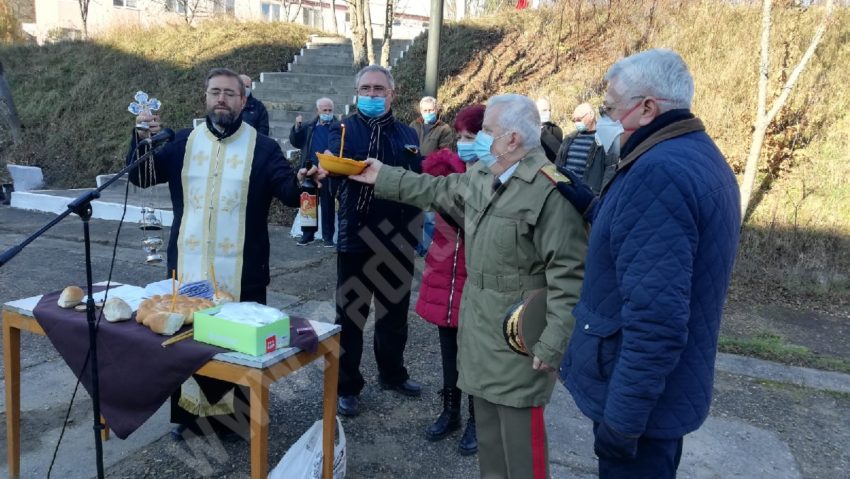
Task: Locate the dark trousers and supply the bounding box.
[594,422,684,479]
[170,287,266,433]
[335,250,413,397]
[320,176,341,242]
[438,326,459,390]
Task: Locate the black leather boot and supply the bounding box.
[458,395,478,455]
[425,387,462,441]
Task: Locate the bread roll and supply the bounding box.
[103,298,132,323]
[58,286,85,308]
[146,311,185,335]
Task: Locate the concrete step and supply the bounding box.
[255,82,355,96]
[262,96,356,112]
[287,63,358,76]
[259,72,355,87]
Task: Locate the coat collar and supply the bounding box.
[474,148,548,183]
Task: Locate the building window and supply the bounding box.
[113,0,137,8]
[261,2,280,22]
[167,0,186,14]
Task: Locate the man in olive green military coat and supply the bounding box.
[350,94,586,478]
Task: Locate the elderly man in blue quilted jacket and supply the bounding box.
[555,49,741,478]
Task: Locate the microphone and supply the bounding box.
[138,128,175,148]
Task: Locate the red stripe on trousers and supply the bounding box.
[531,406,547,479]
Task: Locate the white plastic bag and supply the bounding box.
[269,416,346,479]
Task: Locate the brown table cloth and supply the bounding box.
[32,287,318,439]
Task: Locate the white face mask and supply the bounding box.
[595,115,624,154]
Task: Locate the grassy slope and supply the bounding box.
[392,1,850,302]
[0,20,315,187]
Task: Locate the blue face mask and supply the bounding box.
[319,113,334,123]
[357,96,386,118]
[423,112,437,124]
[574,121,587,133]
[473,131,508,168]
[457,142,477,163]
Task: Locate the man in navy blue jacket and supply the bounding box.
[555,49,741,478]
[326,65,423,417]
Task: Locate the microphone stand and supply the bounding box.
[0,142,164,479]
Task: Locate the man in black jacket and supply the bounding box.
[290,97,339,246]
[239,74,269,136]
[536,97,563,162]
[325,65,423,417]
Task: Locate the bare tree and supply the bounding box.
[285,0,304,22]
[78,0,90,38]
[330,0,338,34]
[739,0,836,222]
[350,0,369,69]
[363,0,375,64]
[380,0,395,67]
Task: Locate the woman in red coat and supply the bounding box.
[415,104,485,456]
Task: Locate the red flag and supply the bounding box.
[516,0,530,9]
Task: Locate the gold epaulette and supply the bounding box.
[538,163,570,185]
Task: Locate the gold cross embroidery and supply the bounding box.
[192,151,208,166]
[219,238,235,255]
[220,192,239,213]
[189,188,204,210]
[227,154,243,169]
[185,234,201,252]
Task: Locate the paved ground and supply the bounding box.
[1,205,849,478]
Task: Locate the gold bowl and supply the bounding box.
[316,152,367,176]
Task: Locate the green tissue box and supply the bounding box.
[193,305,290,356]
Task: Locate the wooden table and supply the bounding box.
[3,292,341,479]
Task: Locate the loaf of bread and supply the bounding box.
[58,286,85,308]
[213,291,235,305]
[136,294,214,329]
[103,298,132,322]
[145,311,186,335]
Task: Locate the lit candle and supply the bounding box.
[339,123,346,158]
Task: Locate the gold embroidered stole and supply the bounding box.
[177,122,256,299]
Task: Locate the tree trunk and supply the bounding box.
[739,0,834,222]
[0,61,22,144]
[78,0,89,38]
[350,0,368,69]
[380,0,395,67]
[330,0,338,34]
[364,0,375,64]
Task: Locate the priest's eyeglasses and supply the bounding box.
[206,89,240,99]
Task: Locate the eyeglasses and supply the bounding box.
[357,85,389,96]
[206,89,240,99]
[599,95,646,118]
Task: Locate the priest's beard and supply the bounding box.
[207,107,239,132]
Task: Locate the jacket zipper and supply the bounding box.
[445,228,461,327]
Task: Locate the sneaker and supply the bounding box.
[337,395,360,417]
[322,239,335,248]
[297,235,315,246]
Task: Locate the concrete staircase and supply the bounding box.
[255,36,414,156]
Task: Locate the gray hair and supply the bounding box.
[420,96,437,108]
[486,94,541,149]
[355,64,396,90]
[604,48,694,111]
[316,97,334,108]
